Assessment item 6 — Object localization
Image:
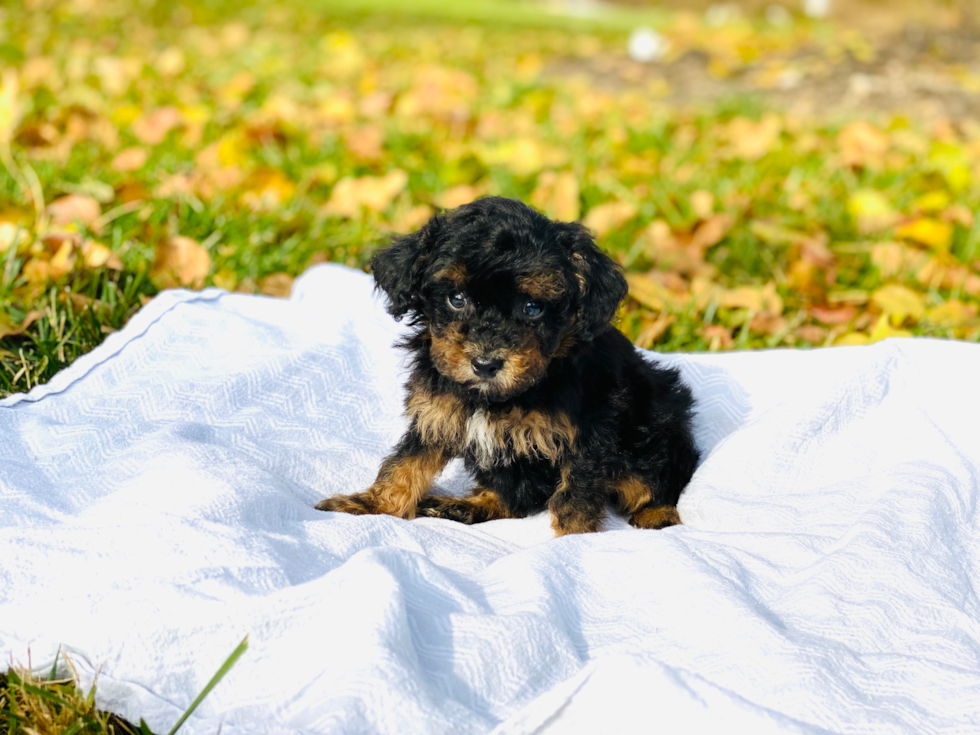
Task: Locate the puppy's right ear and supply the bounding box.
[371,215,442,320]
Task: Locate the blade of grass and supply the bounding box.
[165,636,248,735]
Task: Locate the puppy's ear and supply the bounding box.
[558,222,628,342]
[371,216,442,320]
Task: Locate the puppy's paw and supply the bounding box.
[630,505,681,530]
[315,491,380,515]
[549,492,605,536]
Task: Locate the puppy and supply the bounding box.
[316,197,699,535]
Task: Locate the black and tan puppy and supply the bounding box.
[316,197,699,535]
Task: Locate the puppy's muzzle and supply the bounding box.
[471,356,504,379]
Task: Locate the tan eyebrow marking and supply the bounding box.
[518,271,565,300]
[433,262,467,286]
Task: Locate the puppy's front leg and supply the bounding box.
[548,465,607,536]
[316,431,448,519]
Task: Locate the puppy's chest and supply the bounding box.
[408,390,576,469]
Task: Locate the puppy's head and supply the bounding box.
[372,196,627,401]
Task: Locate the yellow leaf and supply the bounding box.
[625,273,671,312]
[834,332,871,346]
[690,190,714,220]
[716,282,783,316]
[212,269,238,291]
[478,138,567,178]
[239,169,296,211]
[0,222,27,253]
[913,190,951,213]
[80,240,123,270]
[925,300,978,328]
[929,142,971,192]
[0,69,22,144]
[530,171,580,222]
[869,313,912,342]
[847,189,898,233]
[583,201,638,239]
[872,284,925,325]
[151,235,211,290]
[870,242,921,280]
[322,170,408,219]
[896,217,953,251]
[724,115,781,161]
[435,184,485,210]
[49,240,76,280]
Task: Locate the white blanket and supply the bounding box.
[2,264,979,735]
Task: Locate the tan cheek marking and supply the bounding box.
[612,475,653,514]
[496,338,548,395]
[518,272,565,300]
[429,324,474,384]
[371,451,448,519]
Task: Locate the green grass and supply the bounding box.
[1,0,979,399]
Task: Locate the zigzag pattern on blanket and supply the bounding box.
[1,263,978,735]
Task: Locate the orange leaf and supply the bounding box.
[110,146,149,172]
[583,201,638,239]
[47,194,102,232]
[259,272,294,298]
[132,106,182,146]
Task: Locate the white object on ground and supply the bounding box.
[627,27,668,64]
[1,264,979,735]
[803,0,831,19]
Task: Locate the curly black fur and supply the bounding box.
[316,196,699,535]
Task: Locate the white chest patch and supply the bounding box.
[465,410,500,469]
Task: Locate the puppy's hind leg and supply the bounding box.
[416,488,514,524]
[611,474,682,530]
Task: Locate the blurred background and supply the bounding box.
[1,0,979,396]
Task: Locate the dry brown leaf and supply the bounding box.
[110,146,149,172]
[809,304,856,325]
[151,235,211,289]
[260,272,294,298]
[132,106,182,145]
[583,201,638,239]
[689,214,734,251]
[797,324,827,344]
[47,194,102,232]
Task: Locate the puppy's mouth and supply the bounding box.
[429,329,548,401]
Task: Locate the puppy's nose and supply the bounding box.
[471,356,504,379]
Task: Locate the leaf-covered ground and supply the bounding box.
[2,0,980,398]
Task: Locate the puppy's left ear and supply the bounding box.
[558,222,628,342]
[371,216,442,320]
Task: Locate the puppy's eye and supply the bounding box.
[524,300,544,318]
[448,291,467,310]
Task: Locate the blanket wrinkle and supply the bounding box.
[2,263,979,734]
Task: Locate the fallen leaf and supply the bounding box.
[634,313,675,348]
[847,189,899,233]
[838,121,888,169]
[435,184,485,210]
[0,221,28,252]
[913,190,950,213]
[872,284,925,325]
[390,204,435,234]
[625,273,673,311]
[834,332,871,346]
[690,214,734,250]
[110,146,149,172]
[925,299,978,328]
[583,201,638,239]
[239,168,296,211]
[531,171,580,222]
[797,324,827,344]
[870,242,921,279]
[322,170,409,219]
[47,194,102,231]
[690,190,714,220]
[896,217,953,251]
[702,324,733,350]
[212,269,238,291]
[80,240,123,269]
[809,304,856,325]
[869,313,913,342]
[259,272,294,298]
[49,239,76,279]
[724,114,782,161]
[151,235,211,289]
[345,124,385,162]
[716,282,783,316]
[132,106,182,145]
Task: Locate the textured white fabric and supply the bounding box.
[1,263,979,735]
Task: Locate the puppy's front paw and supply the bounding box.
[630,505,681,529]
[549,492,605,536]
[315,491,380,515]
